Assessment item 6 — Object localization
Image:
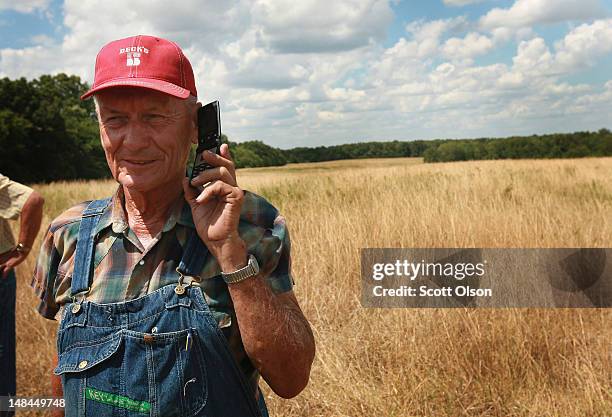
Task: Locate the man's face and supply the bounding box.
[95,87,197,193]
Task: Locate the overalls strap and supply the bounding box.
[71,198,210,297]
[176,229,210,278]
[71,198,111,297]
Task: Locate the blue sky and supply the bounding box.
[1,0,611,148]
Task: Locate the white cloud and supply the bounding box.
[0,0,50,13]
[0,45,60,78]
[442,32,494,60]
[480,0,605,29]
[554,19,612,71]
[252,0,393,53]
[443,0,486,6]
[492,18,612,88]
[512,37,554,75]
[407,16,469,43]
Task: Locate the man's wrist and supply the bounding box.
[14,243,30,254]
[210,235,248,273]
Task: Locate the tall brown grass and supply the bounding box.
[12,157,612,416]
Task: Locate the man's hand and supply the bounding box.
[182,144,247,271]
[0,248,29,279]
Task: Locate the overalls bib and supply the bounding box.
[54,198,268,417]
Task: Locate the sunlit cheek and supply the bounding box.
[157,129,192,176]
[100,127,123,178]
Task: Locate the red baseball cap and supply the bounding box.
[81,35,197,100]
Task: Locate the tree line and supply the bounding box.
[422,130,612,163]
[1,74,610,183]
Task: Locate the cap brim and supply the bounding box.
[80,77,190,100]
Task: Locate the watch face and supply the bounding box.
[15,243,29,253]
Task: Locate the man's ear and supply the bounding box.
[191,101,203,145]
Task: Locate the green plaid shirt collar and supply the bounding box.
[95,186,195,252]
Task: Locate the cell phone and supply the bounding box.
[189,100,221,182]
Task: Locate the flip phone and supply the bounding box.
[189,100,221,182]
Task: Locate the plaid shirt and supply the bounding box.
[31,185,294,391]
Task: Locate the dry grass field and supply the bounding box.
[11,157,612,416]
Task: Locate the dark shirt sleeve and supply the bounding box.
[260,213,294,294]
[239,191,295,294]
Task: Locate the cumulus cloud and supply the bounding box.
[502,19,612,80]
[252,0,393,53]
[512,37,554,75]
[480,0,605,29]
[443,0,486,6]
[0,45,61,78]
[554,18,612,71]
[442,32,494,60]
[0,0,50,13]
[407,16,469,43]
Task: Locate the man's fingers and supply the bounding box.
[190,166,236,187]
[195,181,225,204]
[219,143,231,161]
[182,177,199,205]
[194,181,242,205]
[202,148,235,172]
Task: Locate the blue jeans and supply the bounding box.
[0,269,16,417]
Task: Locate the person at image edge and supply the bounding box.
[31,34,315,417]
[0,174,44,417]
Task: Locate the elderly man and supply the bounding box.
[0,174,44,413]
[32,35,315,417]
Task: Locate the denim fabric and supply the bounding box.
[257,390,270,417]
[55,199,265,417]
[0,268,16,417]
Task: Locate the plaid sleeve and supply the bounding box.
[261,213,294,294]
[30,203,86,320]
[0,174,33,220]
[30,225,62,320]
[240,191,295,294]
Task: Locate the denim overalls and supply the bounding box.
[54,199,268,417]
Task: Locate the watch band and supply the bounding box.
[221,254,260,284]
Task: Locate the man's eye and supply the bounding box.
[105,117,125,123]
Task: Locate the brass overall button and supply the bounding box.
[174,284,185,295]
[71,304,81,314]
[78,360,88,369]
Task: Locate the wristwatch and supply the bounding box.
[221,254,260,284]
[14,243,30,254]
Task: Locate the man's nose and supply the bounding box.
[122,120,150,149]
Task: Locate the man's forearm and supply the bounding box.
[227,276,315,399]
[18,191,44,249]
[212,236,315,398]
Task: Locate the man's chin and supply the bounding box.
[116,174,158,193]
[116,173,180,193]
